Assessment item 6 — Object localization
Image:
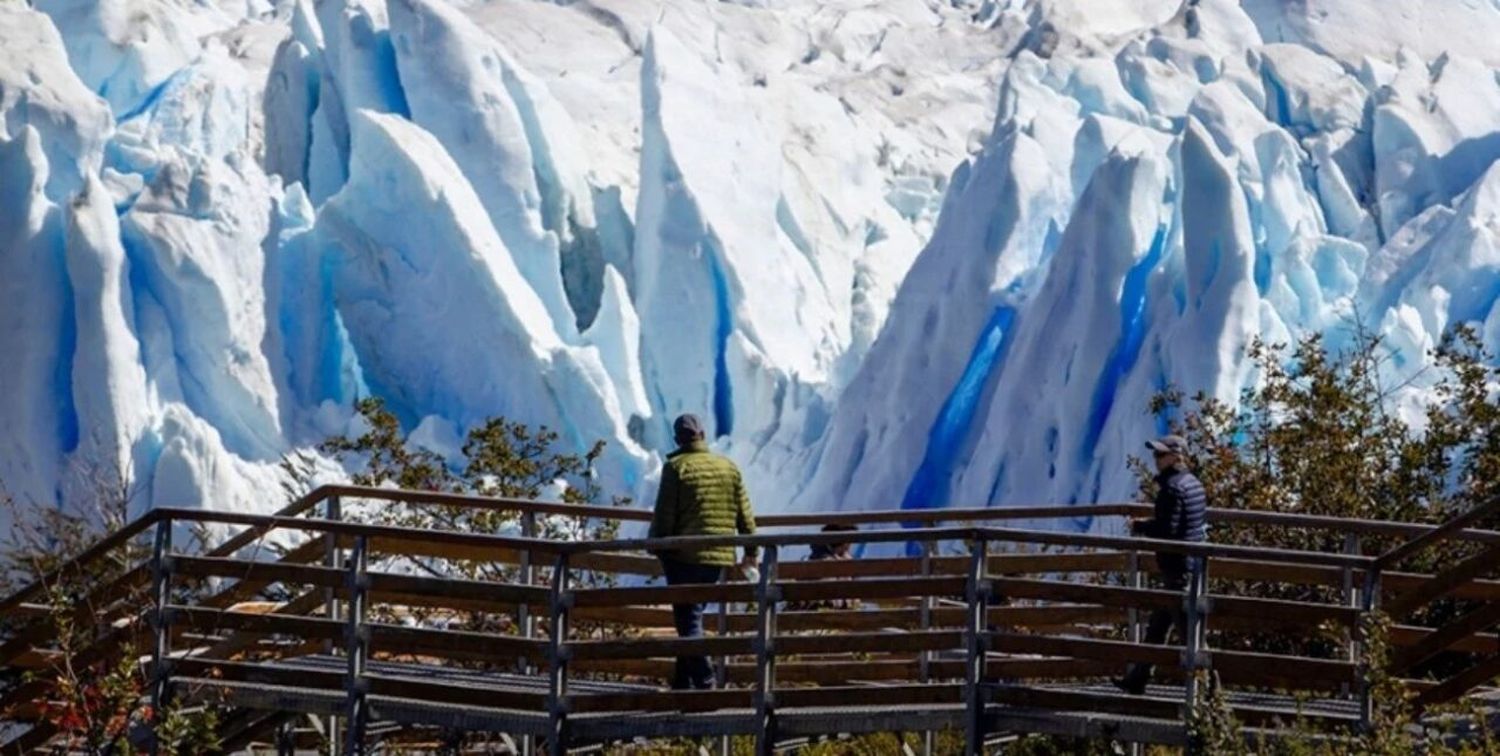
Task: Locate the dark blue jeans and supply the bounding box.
[1122,569,1190,691]
[659,557,724,690]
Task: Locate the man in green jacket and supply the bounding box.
[649,413,758,690]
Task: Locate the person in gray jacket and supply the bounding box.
[1116,433,1207,694]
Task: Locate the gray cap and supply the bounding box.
[1145,434,1190,456]
[673,413,706,443]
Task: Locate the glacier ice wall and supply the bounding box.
[5,0,1500,530]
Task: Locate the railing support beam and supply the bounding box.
[717,558,731,756]
[343,535,370,755]
[324,495,343,755]
[919,539,936,756]
[754,545,780,756]
[963,538,989,756]
[519,510,537,756]
[547,553,572,753]
[149,518,173,756]
[1126,549,1142,644]
[276,718,295,756]
[1183,557,1209,751]
[1342,534,1361,697]
[1358,566,1382,731]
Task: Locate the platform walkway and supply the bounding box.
[4,484,1500,754]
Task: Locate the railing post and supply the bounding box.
[546,552,572,752]
[343,535,369,755]
[716,567,731,756]
[1182,557,1208,738]
[519,511,537,651]
[1342,534,1361,697]
[324,495,343,627]
[276,718,295,756]
[1358,566,1382,732]
[1126,547,1145,756]
[1126,550,1142,643]
[149,517,173,756]
[754,545,780,756]
[963,537,989,756]
[919,539,936,756]
[324,495,343,755]
[519,511,537,756]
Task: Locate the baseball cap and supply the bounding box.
[1144,434,1189,456]
[673,413,706,442]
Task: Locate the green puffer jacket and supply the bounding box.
[649,441,757,566]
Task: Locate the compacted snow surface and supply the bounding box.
[5,0,1500,529]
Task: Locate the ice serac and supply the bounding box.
[1255,44,1366,136]
[635,27,841,443]
[120,157,283,462]
[584,266,651,423]
[267,183,354,424]
[62,176,153,499]
[954,152,1170,511]
[1242,0,1500,69]
[1362,163,1500,356]
[34,0,208,117]
[116,50,283,462]
[1169,120,1261,404]
[1371,52,1500,240]
[306,0,407,203]
[0,5,113,202]
[316,110,645,485]
[145,403,285,513]
[0,127,72,514]
[110,43,252,175]
[0,8,110,517]
[794,127,1064,512]
[387,0,578,339]
[316,0,406,116]
[263,36,320,188]
[502,48,611,333]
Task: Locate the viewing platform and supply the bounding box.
[4,485,1500,754]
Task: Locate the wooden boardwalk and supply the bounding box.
[4,484,1500,753]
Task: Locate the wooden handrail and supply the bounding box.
[986,632,1358,687]
[1201,507,1500,543]
[1377,493,1500,569]
[11,479,1498,625]
[11,507,1368,585]
[582,527,1375,568]
[1386,541,1500,617]
[0,508,163,617]
[156,509,574,554]
[0,484,333,618]
[142,508,1377,570]
[315,483,1500,542]
[310,483,1139,525]
[173,555,553,606]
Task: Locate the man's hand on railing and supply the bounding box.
[736,554,760,583]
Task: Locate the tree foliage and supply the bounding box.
[1136,323,1500,750]
[1138,325,1500,554]
[0,470,221,755]
[313,397,627,629]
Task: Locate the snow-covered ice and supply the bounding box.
[6,0,1500,532]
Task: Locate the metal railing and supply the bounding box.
[7,484,1500,754]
